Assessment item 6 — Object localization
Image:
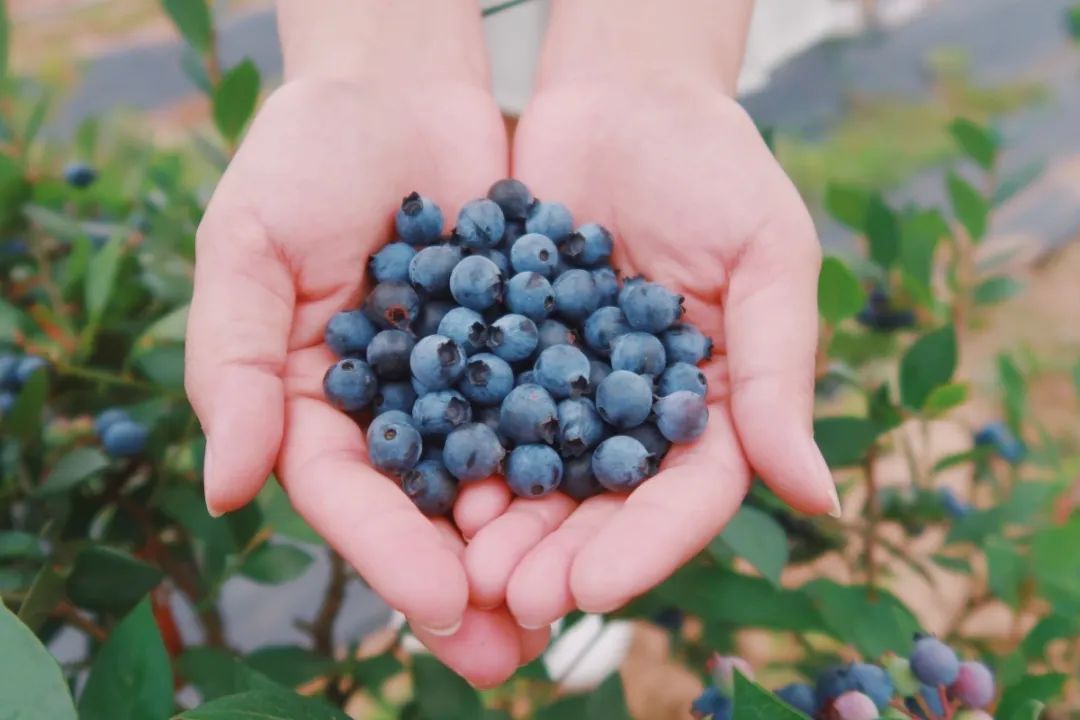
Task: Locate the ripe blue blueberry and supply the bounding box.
[592,435,656,492]
[910,636,959,686]
[505,271,555,321]
[906,685,945,719]
[412,390,473,437]
[950,661,994,709]
[624,422,672,460]
[516,369,537,387]
[510,233,560,277]
[857,288,916,332]
[94,408,131,438]
[459,353,515,406]
[14,356,46,384]
[395,192,443,245]
[592,267,620,307]
[487,178,534,221]
[610,332,667,376]
[437,307,488,356]
[414,300,455,338]
[536,318,577,352]
[973,421,1027,464]
[326,310,378,358]
[659,362,708,397]
[583,306,631,357]
[487,314,539,362]
[937,487,972,519]
[363,281,421,330]
[560,452,605,500]
[455,198,506,249]
[408,244,463,297]
[472,404,508,446]
[373,381,417,416]
[595,370,653,429]
[410,335,467,390]
[617,275,646,306]
[552,268,599,323]
[102,420,150,458]
[63,162,98,189]
[402,460,458,516]
[654,391,708,443]
[775,683,817,716]
[449,255,504,311]
[369,242,416,283]
[367,413,423,474]
[661,324,713,365]
[525,201,574,241]
[477,248,511,277]
[499,384,559,445]
[534,344,592,399]
[562,223,613,267]
[366,329,416,380]
[506,444,564,498]
[502,219,526,248]
[557,398,606,457]
[816,663,894,710]
[443,422,506,482]
[0,354,20,390]
[620,281,684,333]
[323,359,379,412]
[691,687,731,720]
[588,359,612,390]
[0,392,14,416]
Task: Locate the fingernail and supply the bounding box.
[420,618,462,637]
[827,482,843,518]
[203,442,224,518]
[519,620,550,630]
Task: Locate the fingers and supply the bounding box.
[279,395,468,634]
[453,477,514,540]
[569,409,750,613]
[185,211,293,515]
[464,494,577,609]
[725,204,840,516]
[412,607,527,689]
[506,495,623,629]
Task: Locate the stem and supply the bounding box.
[54,601,108,642]
[863,447,880,599]
[52,361,167,393]
[313,551,350,707]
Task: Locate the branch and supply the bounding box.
[54,601,108,642]
[312,551,350,707]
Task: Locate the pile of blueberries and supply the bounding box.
[321,180,711,515]
[693,636,997,720]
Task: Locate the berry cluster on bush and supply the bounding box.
[0,353,46,415]
[322,180,713,514]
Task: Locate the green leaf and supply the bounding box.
[0,530,45,560]
[865,195,899,268]
[996,673,1065,720]
[67,546,164,615]
[0,0,9,80]
[132,303,189,353]
[734,670,810,719]
[17,564,66,632]
[1,368,47,442]
[922,382,968,417]
[947,172,989,243]
[998,354,1027,432]
[175,688,351,719]
[85,235,125,323]
[801,580,920,658]
[947,506,1006,546]
[350,654,405,692]
[239,543,313,584]
[1021,614,1077,660]
[0,153,31,229]
[160,0,213,53]
[181,46,214,95]
[1009,700,1045,720]
[177,647,279,701]
[1068,3,1080,42]
[1032,518,1080,613]
[0,601,78,719]
[985,535,1024,608]
[585,674,632,720]
[824,183,871,230]
[899,209,948,308]
[948,118,998,170]
[813,416,880,467]
[994,160,1044,206]
[412,655,484,720]
[535,696,589,720]
[246,646,334,688]
[79,599,173,720]
[258,482,321,544]
[899,325,957,410]
[715,506,789,586]
[867,383,903,431]
[37,447,110,495]
[22,204,89,241]
[973,276,1023,305]
[817,256,866,324]
[212,59,261,143]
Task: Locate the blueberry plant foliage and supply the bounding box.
[1,1,1079,718]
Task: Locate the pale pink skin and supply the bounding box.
[951,661,995,709]
[833,691,880,720]
[708,655,754,690]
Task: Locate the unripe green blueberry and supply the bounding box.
[883,654,921,697]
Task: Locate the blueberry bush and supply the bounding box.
[2,1,1080,718]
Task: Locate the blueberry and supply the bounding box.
[102,420,150,458]
[412,390,473,437]
[487,314,539,362]
[775,683,817,716]
[624,422,672,459]
[64,162,98,189]
[487,178,534,221]
[937,487,972,519]
[0,355,20,391]
[973,421,1027,464]
[438,307,488,356]
[395,192,443,245]
[410,335,466,390]
[906,685,945,719]
[369,242,417,283]
[373,381,417,416]
[709,655,754,693]
[516,369,537,387]
[473,404,507,443]
[411,376,432,397]
[414,300,455,338]
[499,384,559,445]
[0,392,15,415]
[510,233,560,277]
[950,661,994,709]
[443,422,506,482]
[505,271,555,321]
[323,358,379,412]
[449,255,503,311]
[477,248,511,277]
[502,219,527,247]
[94,408,131,438]
[910,636,959,686]
[552,268,599,323]
[592,267,620,307]
[654,392,708,443]
[14,356,46,384]
[534,345,591,399]
[536,318,577,352]
[366,329,416,380]
[402,460,458,516]
[326,310,378,358]
[883,656,920,697]
[560,452,605,500]
[588,359,612,390]
[506,444,564,498]
[857,288,916,333]
[659,362,708,397]
[592,435,656,491]
[619,281,684,333]
[455,198,506,249]
[363,281,421,330]
[816,663,894,710]
[525,201,573,241]
[595,370,653,429]
[562,223,613,268]
[557,398,606,457]
[409,244,463,297]
[367,412,423,474]
[459,353,515,406]
[610,332,667,376]
[661,324,713,365]
[583,307,631,357]
[617,275,647,306]
[833,691,879,720]
[691,687,731,720]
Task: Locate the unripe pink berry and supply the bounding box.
[950,661,995,709]
[833,691,879,720]
[707,654,753,693]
